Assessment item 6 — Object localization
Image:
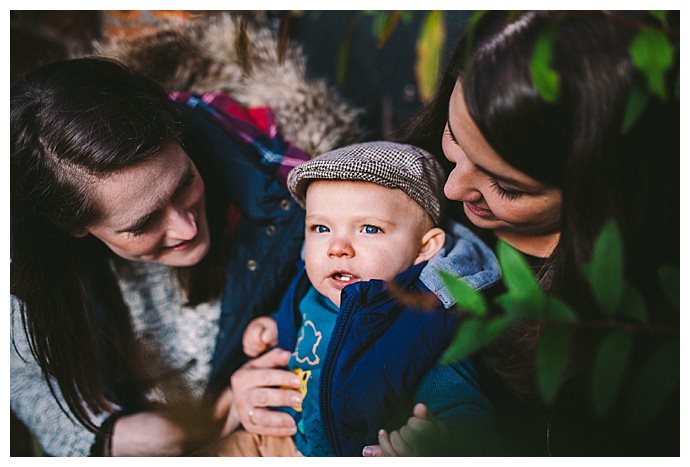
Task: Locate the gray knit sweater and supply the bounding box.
[10,261,221,456]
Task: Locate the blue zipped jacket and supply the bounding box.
[274,221,501,456]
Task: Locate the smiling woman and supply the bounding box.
[83,143,210,266]
[394,10,679,455]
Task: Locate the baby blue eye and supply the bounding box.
[314,225,330,233]
[363,225,381,234]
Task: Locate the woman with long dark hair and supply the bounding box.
[365,10,679,455]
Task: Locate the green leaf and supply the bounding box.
[536,324,572,405]
[495,293,539,320]
[543,296,578,324]
[658,265,679,309]
[372,11,386,40]
[630,27,675,99]
[621,85,649,134]
[376,11,402,49]
[335,13,362,85]
[415,11,446,103]
[441,316,514,363]
[438,270,487,316]
[628,340,679,427]
[649,10,668,26]
[496,240,545,311]
[592,331,633,416]
[582,220,624,316]
[530,25,561,103]
[400,11,413,25]
[619,282,648,323]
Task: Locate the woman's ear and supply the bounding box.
[413,227,446,265]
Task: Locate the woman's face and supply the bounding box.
[442,80,562,250]
[83,143,211,267]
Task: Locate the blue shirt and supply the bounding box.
[288,287,338,456]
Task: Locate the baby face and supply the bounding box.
[303,180,430,307]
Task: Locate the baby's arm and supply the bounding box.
[242,316,279,357]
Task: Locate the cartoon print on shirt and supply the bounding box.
[290,368,311,413]
[293,314,323,366]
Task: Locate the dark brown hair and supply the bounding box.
[11,58,227,430]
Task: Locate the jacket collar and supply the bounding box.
[420,220,501,309]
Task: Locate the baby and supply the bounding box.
[234,141,488,456]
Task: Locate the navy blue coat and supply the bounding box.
[176,103,307,398]
[275,262,464,456]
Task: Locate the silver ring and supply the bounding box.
[248,409,256,425]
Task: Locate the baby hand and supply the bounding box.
[242,317,279,357]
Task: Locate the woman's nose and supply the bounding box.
[328,237,355,258]
[444,164,482,203]
[167,205,198,241]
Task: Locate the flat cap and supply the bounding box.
[287,141,445,225]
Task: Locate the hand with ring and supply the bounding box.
[230,348,302,436]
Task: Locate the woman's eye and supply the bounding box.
[362,225,381,234]
[313,225,330,233]
[128,227,146,237]
[489,179,523,200]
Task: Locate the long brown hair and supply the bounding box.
[11,58,228,430]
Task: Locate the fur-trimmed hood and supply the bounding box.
[87,13,363,156]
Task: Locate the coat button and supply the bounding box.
[247,259,257,271]
[266,225,276,236]
[279,199,291,211]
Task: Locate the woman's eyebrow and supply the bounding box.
[446,120,528,188]
[116,161,195,233]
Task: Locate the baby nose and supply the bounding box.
[328,237,354,258]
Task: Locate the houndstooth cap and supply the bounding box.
[287,141,445,225]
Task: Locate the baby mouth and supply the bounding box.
[331,271,356,283]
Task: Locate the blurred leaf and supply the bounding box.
[336,12,363,85]
[621,85,649,134]
[649,10,668,26]
[372,11,386,39]
[495,294,540,321]
[544,296,578,324]
[400,11,413,25]
[536,325,572,405]
[463,11,486,70]
[619,282,648,323]
[530,24,560,103]
[582,220,624,316]
[439,270,487,316]
[415,11,446,103]
[496,240,545,311]
[658,265,679,309]
[628,340,679,427]
[630,27,675,99]
[441,316,514,363]
[277,11,294,65]
[377,11,402,48]
[592,331,632,416]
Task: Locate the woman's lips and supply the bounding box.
[165,235,197,251]
[464,201,494,218]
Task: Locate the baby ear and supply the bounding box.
[414,227,446,265]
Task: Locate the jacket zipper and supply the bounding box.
[319,292,357,456]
